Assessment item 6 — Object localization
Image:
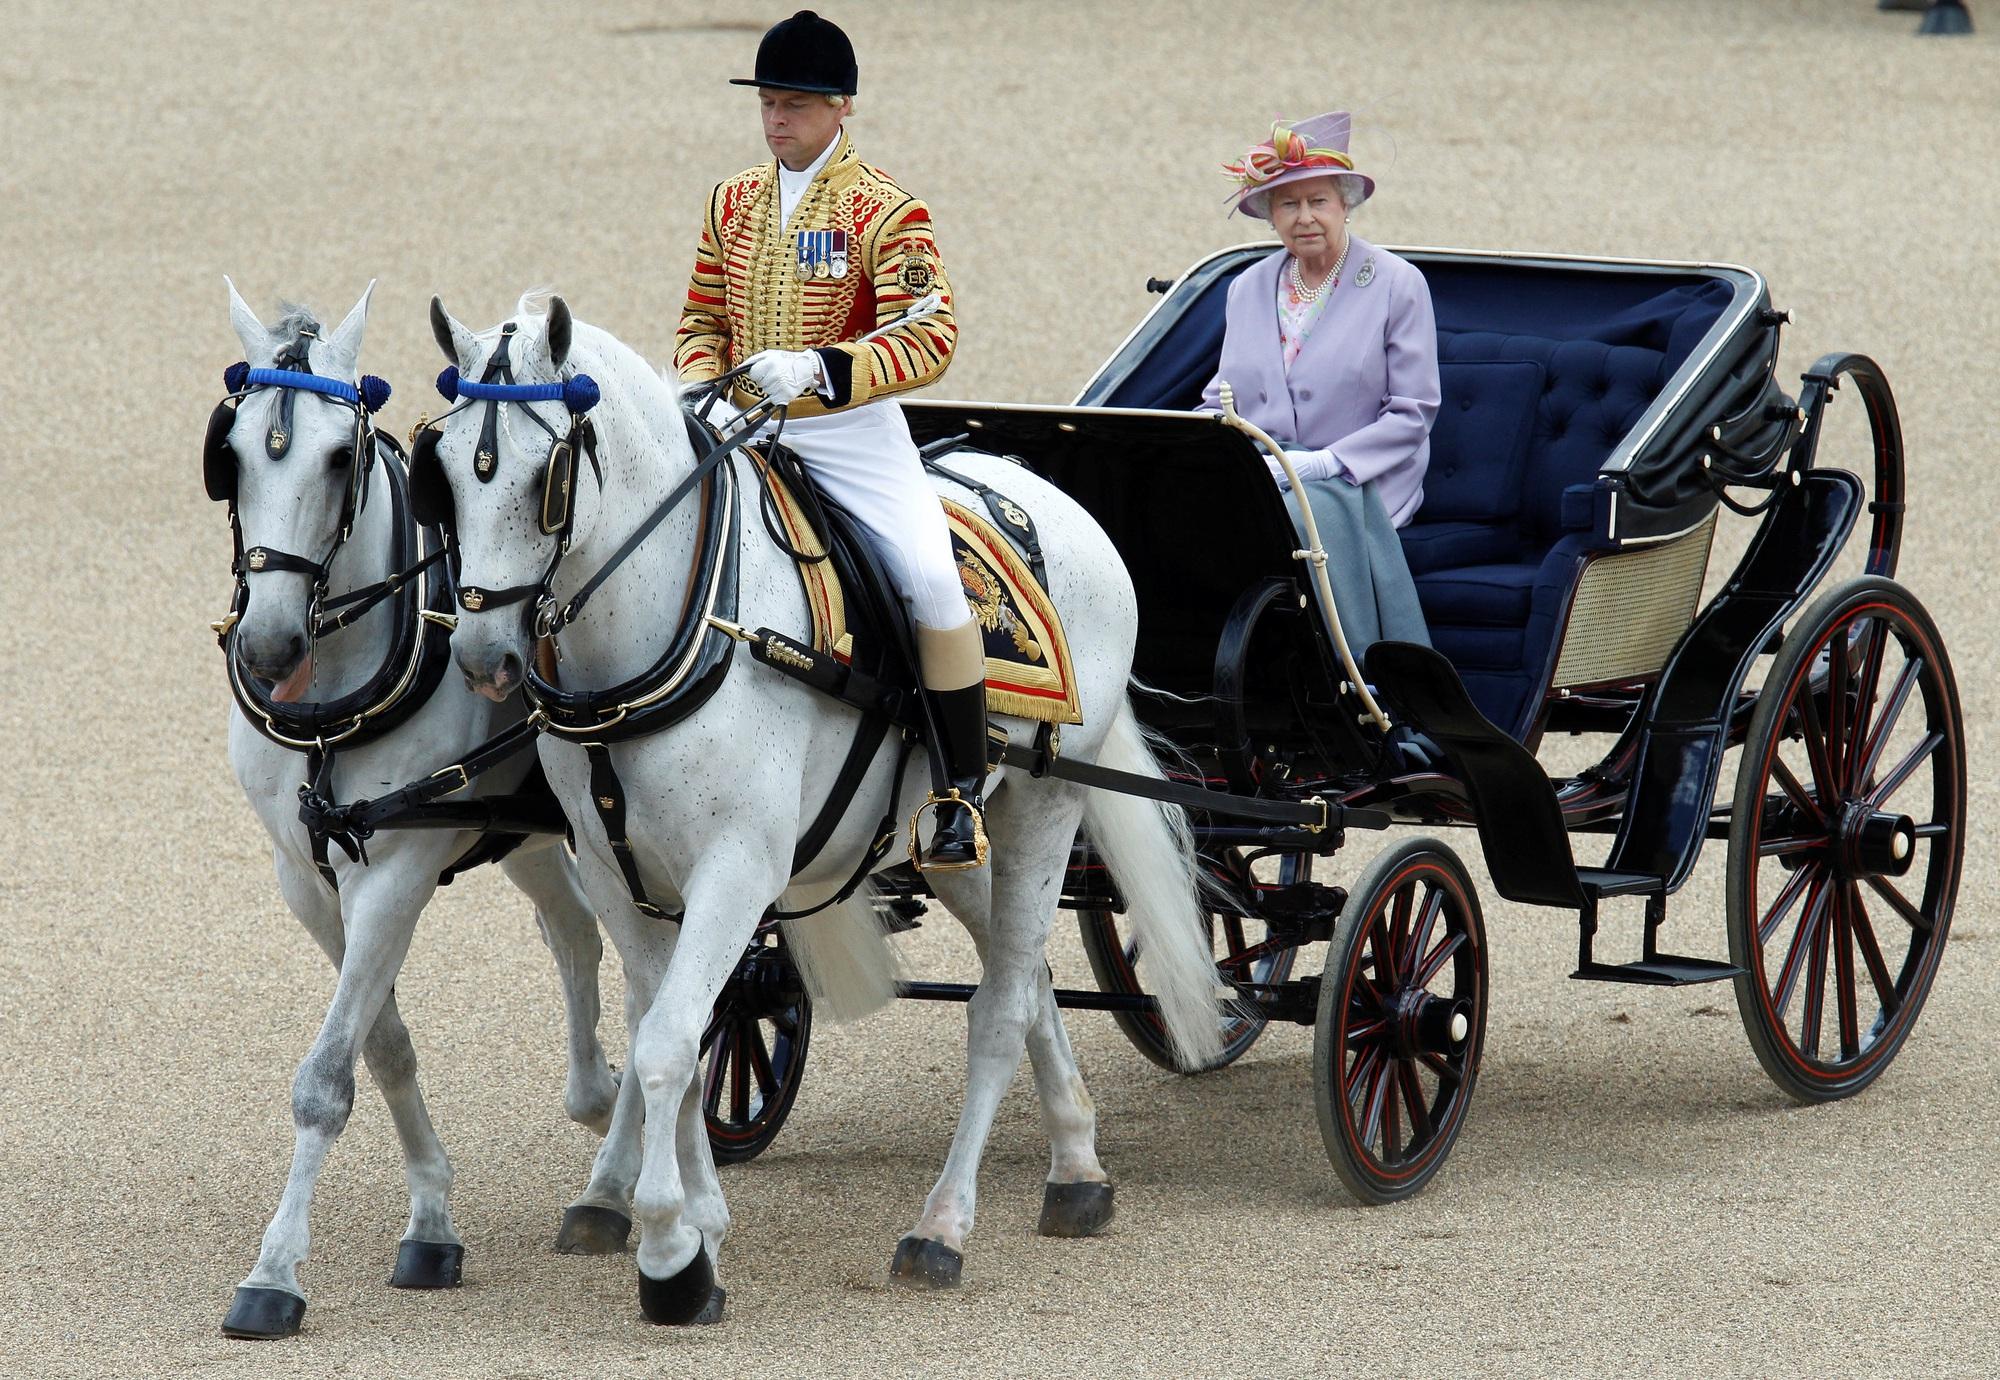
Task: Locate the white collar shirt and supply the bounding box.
[779,132,840,228]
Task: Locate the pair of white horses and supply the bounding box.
[215,279,1225,1333]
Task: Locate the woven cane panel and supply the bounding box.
[1551,515,1716,689]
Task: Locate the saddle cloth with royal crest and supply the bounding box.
[752,450,1082,725]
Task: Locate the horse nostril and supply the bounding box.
[285,634,305,662]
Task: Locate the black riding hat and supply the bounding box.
[729,10,857,96]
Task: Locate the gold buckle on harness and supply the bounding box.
[908,789,990,873]
[429,763,472,796]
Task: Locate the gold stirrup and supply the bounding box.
[908,789,989,873]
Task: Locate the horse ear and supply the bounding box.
[324,279,376,376]
[225,275,276,364]
[430,295,475,366]
[548,296,572,369]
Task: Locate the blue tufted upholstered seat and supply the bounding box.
[1085,252,1734,741]
[1408,274,1731,737]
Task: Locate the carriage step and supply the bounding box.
[1571,955,1744,986]
[1574,868,1664,898]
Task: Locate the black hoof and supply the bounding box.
[389,1239,464,1290]
[1038,1180,1116,1238]
[220,1286,306,1340]
[888,1235,963,1289]
[638,1246,717,1326]
[555,1204,633,1256]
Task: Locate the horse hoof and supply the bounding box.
[888,1235,963,1289]
[389,1239,464,1289]
[1038,1180,1115,1238]
[220,1286,306,1339]
[637,1248,717,1326]
[555,1204,633,1255]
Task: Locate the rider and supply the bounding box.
[674,9,988,872]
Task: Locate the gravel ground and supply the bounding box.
[2,2,1995,1376]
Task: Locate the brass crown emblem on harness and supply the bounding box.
[246,548,269,571]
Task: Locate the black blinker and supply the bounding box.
[409,427,453,532]
[541,439,575,535]
[204,400,239,502]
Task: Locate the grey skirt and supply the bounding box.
[1285,476,1432,654]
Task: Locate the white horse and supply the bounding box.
[212,282,625,1340]
[421,291,1225,1322]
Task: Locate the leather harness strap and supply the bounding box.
[583,742,671,921]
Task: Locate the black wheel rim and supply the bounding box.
[1332,858,1482,1188]
[701,933,811,1162]
[1741,596,1962,1083]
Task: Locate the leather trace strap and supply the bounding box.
[296,716,544,872]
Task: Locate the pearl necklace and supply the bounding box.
[1290,238,1350,304]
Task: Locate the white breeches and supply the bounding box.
[763,400,972,630]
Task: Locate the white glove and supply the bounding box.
[744,349,826,406]
[1267,447,1345,491]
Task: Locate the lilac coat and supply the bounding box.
[1200,238,1440,526]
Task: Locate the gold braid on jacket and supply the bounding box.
[674,130,957,419]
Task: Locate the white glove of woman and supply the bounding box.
[744,349,826,406]
[1265,447,1343,492]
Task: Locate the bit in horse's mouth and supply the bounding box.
[267,655,314,704]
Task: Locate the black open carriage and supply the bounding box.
[704,244,1965,1201]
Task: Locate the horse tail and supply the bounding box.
[1081,696,1226,1070]
[779,884,903,1024]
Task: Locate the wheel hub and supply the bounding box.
[1832,802,1916,879]
[1391,990,1471,1059]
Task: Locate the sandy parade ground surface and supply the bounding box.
[2,1,1997,1376]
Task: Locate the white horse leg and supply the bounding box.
[928,865,1113,1237]
[226,857,450,1339]
[497,843,618,1134]
[557,943,657,1256]
[626,852,773,1325]
[892,783,1088,1288]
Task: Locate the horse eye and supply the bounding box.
[329,445,354,470]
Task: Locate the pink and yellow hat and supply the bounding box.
[1224,111,1375,219]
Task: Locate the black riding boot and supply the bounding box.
[915,681,991,871]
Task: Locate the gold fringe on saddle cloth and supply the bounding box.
[753,451,1082,725]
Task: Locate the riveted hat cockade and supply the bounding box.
[729,10,858,96]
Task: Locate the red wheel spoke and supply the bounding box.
[1844,621,1890,787]
[1794,678,1840,808]
[1346,1045,1383,1113]
[1420,1050,1463,1085]
[1405,889,1445,983]
[1398,1060,1433,1145]
[1799,897,1832,1061]
[702,1034,727,1116]
[1358,1058,1393,1154]
[1415,930,1467,989]
[1852,659,1920,794]
[1217,935,1287,974]
[1367,912,1398,1000]
[1773,878,1829,1017]
[1826,626,1850,788]
[1758,861,1822,946]
[1382,1064,1403,1162]
[1344,1016,1390,1045]
[1865,875,1933,933]
[1771,758,1827,825]
[729,1023,751,1123]
[1759,835,1825,859]
[1221,914,1248,959]
[1868,731,1942,809]
[1848,887,1902,1018]
[1832,888,1861,1061]
[746,1020,777,1098]
[1390,885,1415,966]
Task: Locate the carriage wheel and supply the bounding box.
[701,930,813,1164]
[1313,839,1486,1205]
[1727,576,1964,1103]
[1078,850,1302,1073]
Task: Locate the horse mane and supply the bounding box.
[271,303,321,351]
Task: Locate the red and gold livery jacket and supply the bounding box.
[674,131,957,419]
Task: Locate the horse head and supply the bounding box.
[212,277,380,694]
